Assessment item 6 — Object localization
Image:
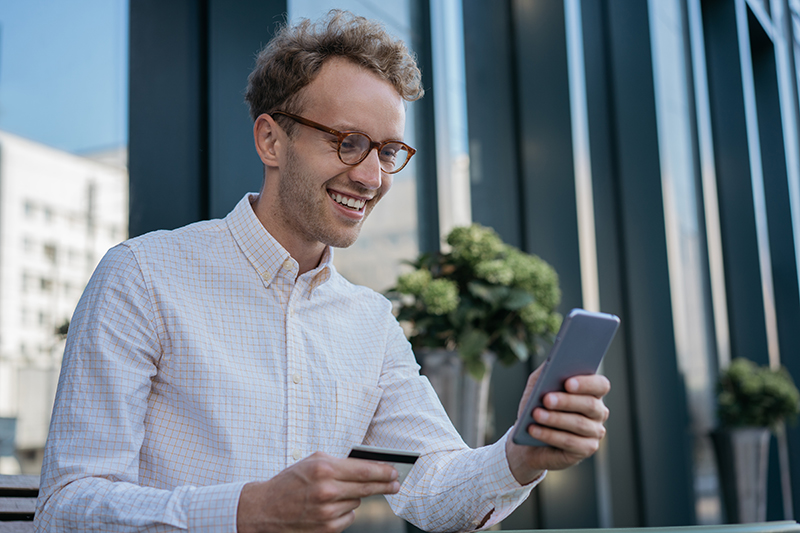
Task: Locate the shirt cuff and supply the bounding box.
[188,481,248,532]
[491,428,546,491]
[469,428,545,530]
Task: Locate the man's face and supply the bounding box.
[269,57,407,250]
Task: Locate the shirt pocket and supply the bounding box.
[333,380,382,457]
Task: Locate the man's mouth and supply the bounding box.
[329,191,367,211]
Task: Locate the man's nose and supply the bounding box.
[348,148,383,189]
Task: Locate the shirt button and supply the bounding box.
[292,449,302,461]
[292,373,301,384]
[283,259,293,270]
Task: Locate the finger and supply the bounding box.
[327,510,357,533]
[517,365,546,419]
[307,502,359,532]
[564,374,611,397]
[335,479,401,500]
[533,408,607,440]
[542,392,609,422]
[527,423,602,457]
[340,458,399,482]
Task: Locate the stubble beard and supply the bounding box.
[278,144,370,249]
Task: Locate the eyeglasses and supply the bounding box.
[271,111,416,174]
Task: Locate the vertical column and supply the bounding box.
[511,0,597,527]
[599,0,696,526]
[581,0,643,527]
[129,1,287,236]
[462,0,524,247]
[748,5,799,520]
[462,1,539,528]
[129,0,208,236]
[207,0,288,219]
[701,0,771,366]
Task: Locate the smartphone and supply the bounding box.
[512,308,620,447]
[348,444,420,485]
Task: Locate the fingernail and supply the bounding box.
[547,394,558,408]
[566,378,578,392]
[391,481,401,492]
[538,410,549,422]
[530,425,542,437]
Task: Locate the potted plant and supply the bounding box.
[386,223,562,446]
[713,358,800,523]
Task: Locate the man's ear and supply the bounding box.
[253,113,282,167]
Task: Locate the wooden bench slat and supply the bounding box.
[0,478,38,492]
[0,476,38,500]
[0,498,36,515]
[0,522,35,533]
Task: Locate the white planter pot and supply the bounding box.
[712,427,771,524]
[417,349,495,448]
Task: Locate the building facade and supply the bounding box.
[128,0,800,529]
[0,132,128,466]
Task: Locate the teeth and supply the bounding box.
[330,192,365,210]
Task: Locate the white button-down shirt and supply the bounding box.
[35,194,539,532]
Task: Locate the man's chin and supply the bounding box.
[328,233,361,249]
[323,224,364,249]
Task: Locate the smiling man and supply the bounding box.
[35,11,610,533]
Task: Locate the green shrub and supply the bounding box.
[387,224,562,379]
[717,358,800,430]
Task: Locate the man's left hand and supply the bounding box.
[505,364,611,485]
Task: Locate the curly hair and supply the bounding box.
[244,10,424,132]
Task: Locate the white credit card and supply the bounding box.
[347,445,420,485]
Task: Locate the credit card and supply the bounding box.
[347,445,420,485]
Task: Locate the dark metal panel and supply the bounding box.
[511,0,597,528]
[581,0,643,526]
[701,0,771,367]
[748,9,800,521]
[462,0,538,528]
[462,0,523,247]
[207,0,286,220]
[129,0,206,236]
[410,0,440,254]
[603,0,696,526]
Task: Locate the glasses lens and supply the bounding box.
[378,143,410,173]
[338,133,371,164]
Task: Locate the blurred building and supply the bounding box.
[0,131,127,470]
[126,0,800,529]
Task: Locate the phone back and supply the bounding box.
[512,308,620,446]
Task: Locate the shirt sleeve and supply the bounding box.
[34,244,245,532]
[367,310,544,532]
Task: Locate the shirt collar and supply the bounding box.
[226,193,333,292]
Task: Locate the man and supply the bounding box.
[35,11,610,532]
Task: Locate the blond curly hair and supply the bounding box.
[245,10,424,132]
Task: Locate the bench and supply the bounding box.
[507,522,800,533]
[0,472,797,533]
[0,475,37,532]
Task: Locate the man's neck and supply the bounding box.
[249,194,326,276]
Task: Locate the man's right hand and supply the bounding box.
[236,451,400,533]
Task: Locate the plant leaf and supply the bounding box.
[467,281,510,306]
[503,333,530,362]
[504,288,535,310]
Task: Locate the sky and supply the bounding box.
[0,0,128,154]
